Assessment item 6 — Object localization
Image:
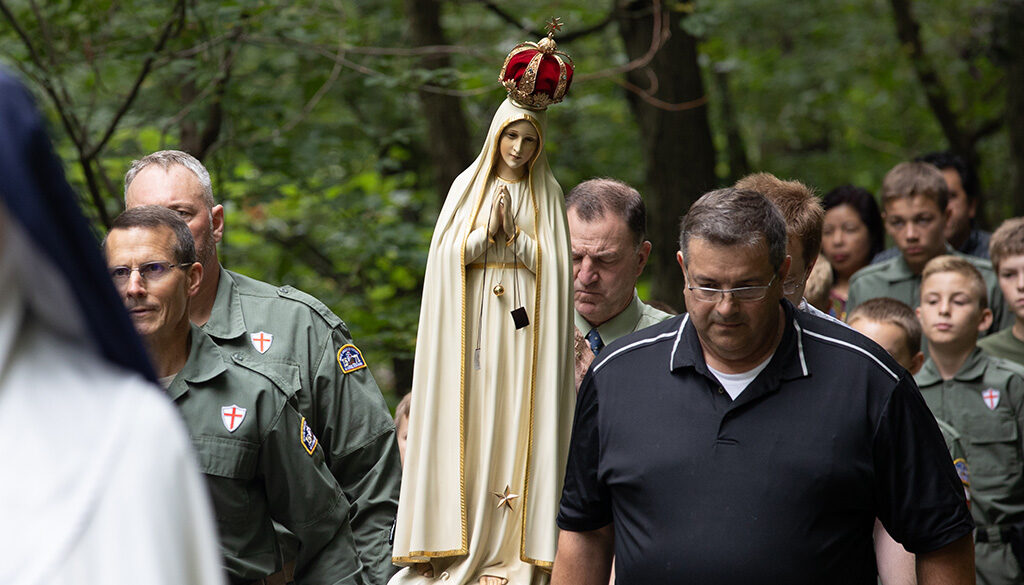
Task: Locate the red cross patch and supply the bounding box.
[250,331,273,354]
[221,404,247,432]
[983,388,1000,410]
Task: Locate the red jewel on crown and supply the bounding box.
[499,17,575,110]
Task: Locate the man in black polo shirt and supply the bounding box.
[552,188,975,585]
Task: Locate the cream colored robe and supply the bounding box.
[392,99,575,584]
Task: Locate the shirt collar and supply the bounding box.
[952,347,988,381]
[574,291,643,346]
[166,325,227,401]
[201,266,247,340]
[883,244,960,284]
[670,299,809,386]
[917,347,988,386]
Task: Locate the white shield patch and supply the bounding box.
[221,404,247,432]
[983,388,1000,410]
[250,331,273,354]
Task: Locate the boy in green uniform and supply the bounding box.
[846,162,1011,340]
[914,255,1024,585]
[106,206,365,585]
[847,297,971,585]
[979,218,1024,366]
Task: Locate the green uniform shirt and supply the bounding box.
[203,268,401,584]
[169,326,362,584]
[846,248,1012,337]
[979,327,1024,369]
[915,349,1024,584]
[573,291,672,347]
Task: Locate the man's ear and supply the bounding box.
[803,252,818,280]
[636,240,652,275]
[211,204,225,244]
[186,262,203,297]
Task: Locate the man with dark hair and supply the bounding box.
[124,150,401,584]
[105,205,365,585]
[552,188,975,584]
[566,178,670,387]
[873,151,990,261]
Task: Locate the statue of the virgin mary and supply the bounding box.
[391,21,576,585]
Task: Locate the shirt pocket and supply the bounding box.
[966,412,1021,478]
[193,435,259,525]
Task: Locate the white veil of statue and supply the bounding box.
[392,22,576,585]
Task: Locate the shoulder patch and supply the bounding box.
[954,458,970,487]
[300,417,318,455]
[337,344,367,373]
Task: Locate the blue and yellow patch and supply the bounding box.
[954,458,970,487]
[337,344,367,374]
[300,417,318,455]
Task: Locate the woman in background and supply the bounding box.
[822,185,884,320]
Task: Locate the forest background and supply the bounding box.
[2,0,1022,404]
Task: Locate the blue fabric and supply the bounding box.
[585,327,604,355]
[0,70,155,382]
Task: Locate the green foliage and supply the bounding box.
[1,0,1017,398]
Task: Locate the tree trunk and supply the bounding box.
[998,1,1024,217]
[405,0,473,207]
[713,66,750,183]
[617,0,717,309]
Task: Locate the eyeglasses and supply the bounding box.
[109,261,190,287]
[686,274,777,303]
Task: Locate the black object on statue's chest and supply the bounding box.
[511,307,529,329]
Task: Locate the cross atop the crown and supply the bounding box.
[545,16,563,37]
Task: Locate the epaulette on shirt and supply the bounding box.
[228,351,301,400]
[275,285,350,335]
[988,355,1024,378]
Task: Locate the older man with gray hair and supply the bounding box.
[552,188,975,585]
[124,150,401,584]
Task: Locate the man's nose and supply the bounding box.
[578,257,598,284]
[124,270,147,297]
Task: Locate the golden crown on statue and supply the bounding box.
[498,17,575,110]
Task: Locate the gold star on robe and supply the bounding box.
[492,485,519,512]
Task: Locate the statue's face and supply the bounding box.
[496,120,539,179]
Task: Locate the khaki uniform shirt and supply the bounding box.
[169,326,362,584]
[979,328,1024,369]
[573,292,672,389]
[846,248,1012,337]
[203,268,400,584]
[915,349,1024,584]
[574,291,672,348]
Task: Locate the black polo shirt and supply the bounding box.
[558,301,973,585]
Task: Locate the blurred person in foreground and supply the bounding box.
[0,70,224,585]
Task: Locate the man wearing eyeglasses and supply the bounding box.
[552,188,975,585]
[105,205,365,585]
[846,161,1010,337]
[124,150,400,585]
